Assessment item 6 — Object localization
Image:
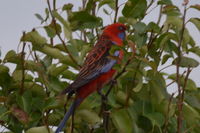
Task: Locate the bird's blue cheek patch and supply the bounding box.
[118,32,126,40]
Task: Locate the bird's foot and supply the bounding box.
[97,90,107,101]
[110,79,117,84]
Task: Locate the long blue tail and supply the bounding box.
[55,98,82,133]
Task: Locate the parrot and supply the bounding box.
[55,23,127,133]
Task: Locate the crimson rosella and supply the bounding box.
[55,23,127,133]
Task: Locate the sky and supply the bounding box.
[0,0,200,132]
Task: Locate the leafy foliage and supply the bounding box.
[0,0,200,133]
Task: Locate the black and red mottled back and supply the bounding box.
[61,23,127,96]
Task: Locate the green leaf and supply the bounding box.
[0,65,11,89]
[190,4,200,11]
[137,115,152,132]
[44,22,62,38]
[70,11,102,30]
[155,100,176,118]
[163,5,181,16]
[3,50,21,64]
[147,70,168,103]
[166,16,182,30]
[42,56,52,68]
[24,60,44,72]
[39,45,65,60]
[189,18,200,32]
[47,113,61,125]
[98,0,115,10]
[133,81,143,92]
[48,64,68,77]
[35,13,44,22]
[172,56,199,68]
[44,97,60,110]
[129,22,147,48]
[21,30,47,47]
[185,91,200,110]
[145,22,160,33]
[44,8,49,22]
[77,109,101,124]
[162,54,172,65]
[44,26,56,38]
[27,83,46,97]
[133,22,146,34]
[116,91,133,105]
[122,0,147,19]
[47,76,65,92]
[189,47,200,57]
[157,0,172,5]
[16,91,32,113]
[62,69,77,80]
[62,3,73,11]
[52,11,72,39]
[145,112,165,127]
[0,105,9,122]
[26,126,53,133]
[12,70,33,82]
[85,0,95,12]
[183,103,200,126]
[156,32,177,50]
[168,74,197,91]
[0,65,9,74]
[111,109,133,133]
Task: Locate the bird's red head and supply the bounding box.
[103,23,127,43]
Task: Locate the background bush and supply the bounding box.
[0,0,200,133]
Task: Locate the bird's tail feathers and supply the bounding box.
[55,98,82,133]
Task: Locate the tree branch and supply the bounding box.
[99,57,133,132]
[114,0,119,23]
[20,32,26,95]
[163,93,175,133]
[176,4,187,133]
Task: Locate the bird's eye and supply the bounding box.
[118,26,124,31]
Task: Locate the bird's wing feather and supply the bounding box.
[62,35,119,94]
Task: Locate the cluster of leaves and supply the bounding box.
[0,0,200,133]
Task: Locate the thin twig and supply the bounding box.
[184,123,200,133]
[101,57,133,132]
[147,25,164,50]
[157,5,163,25]
[181,67,192,106]
[44,110,51,133]
[20,32,26,95]
[166,80,176,87]
[146,0,154,12]
[176,4,187,133]
[163,93,175,133]
[53,0,56,10]
[106,57,132,97]
[82,0,87,9]
[114,0,119,23]
[167,70,187,88]
[159,64,172,72]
